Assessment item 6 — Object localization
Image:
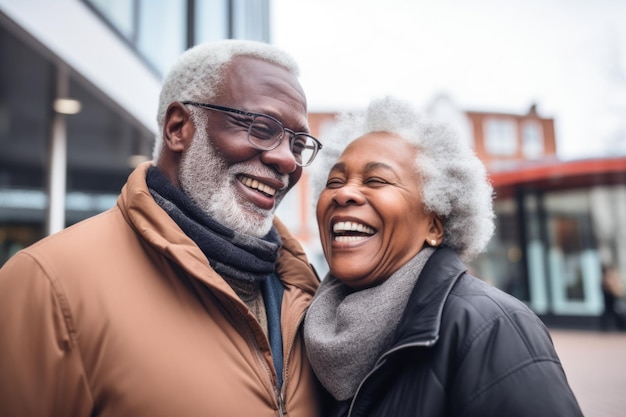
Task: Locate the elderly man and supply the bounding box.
[0,40,323,417]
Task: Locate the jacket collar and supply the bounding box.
[118,162,318,299]
[391,247,467,348]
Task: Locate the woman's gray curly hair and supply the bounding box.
[311,96,495,262]
[152,39,300,161]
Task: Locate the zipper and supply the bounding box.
[224,296,309,417]
[221,298,285,416]
[278,308,308,416]
[277,391,285,417]
[346,339,436,417]
[212,276,310,417]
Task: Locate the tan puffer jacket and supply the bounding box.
[0,162,322,417]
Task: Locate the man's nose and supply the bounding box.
[260,137,298,174]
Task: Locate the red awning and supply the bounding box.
[488,157,626,189]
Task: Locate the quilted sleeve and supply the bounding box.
[0,252,92,416]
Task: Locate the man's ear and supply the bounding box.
[163,102,195,153]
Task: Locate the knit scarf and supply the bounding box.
[304,247,434,401]
[146,167,281,285]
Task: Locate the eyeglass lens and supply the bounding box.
[248,116,318,166]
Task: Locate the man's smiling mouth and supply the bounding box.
[240,175,277,197]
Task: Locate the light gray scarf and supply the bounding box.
[304,247,434,401]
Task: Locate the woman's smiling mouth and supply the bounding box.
[332,221,376,243]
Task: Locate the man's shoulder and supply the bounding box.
[6,206,126,275]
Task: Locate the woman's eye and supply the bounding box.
[365,177,388,186]
[325,178,344,188]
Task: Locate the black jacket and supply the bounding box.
[327,247,583,417]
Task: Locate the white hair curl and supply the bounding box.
[310,96,495,262]
[152,39,300,161]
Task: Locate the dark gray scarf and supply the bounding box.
[146,167,281,283]
[304,247,434,401]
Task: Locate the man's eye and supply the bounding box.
[231,116,253,128]
[291,137,307,155]
[249,122,278,140]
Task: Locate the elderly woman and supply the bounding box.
[305,96,583,417]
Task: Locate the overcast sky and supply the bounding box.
[271,0,626,160]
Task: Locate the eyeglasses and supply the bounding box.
[181,101,323,167]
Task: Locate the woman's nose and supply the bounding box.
[333,184,365,206]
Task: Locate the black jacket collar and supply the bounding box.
[392,247,468,348]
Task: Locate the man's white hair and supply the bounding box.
[152,39,300,161]
[311,96,495,262]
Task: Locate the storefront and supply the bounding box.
[472,158,626,327]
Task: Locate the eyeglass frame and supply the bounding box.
[181,100,323,167]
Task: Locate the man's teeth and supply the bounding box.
[241,176,277,196]
[333,221,375,235]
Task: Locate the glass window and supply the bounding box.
[0,223,44,266]
[523,193,549,314]
[195,0,229,42]
[85,0,272,75]
[471,198,529,303]
[522,121,544,159]
[544,190,603,315]
[232,0,270,42]
[589,185,626,287]
[484,118,517,156]
[137,0,187,74]
[86,0,136,39]
[0,26,50,189]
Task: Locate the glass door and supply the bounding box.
[544,191,603,315]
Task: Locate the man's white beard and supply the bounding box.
[178,120,287,237]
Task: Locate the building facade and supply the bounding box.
[1,2,624,328]
[297,100,626,328]
[463,102,625,328]
[0,0,269,263]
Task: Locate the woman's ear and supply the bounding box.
[426,215,444,247]
[163,102,195,153]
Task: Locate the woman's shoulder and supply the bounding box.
[448,273,534,315]
[443,274,550,346]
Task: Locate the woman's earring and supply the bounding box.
[430,239,437,246]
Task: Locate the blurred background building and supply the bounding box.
[301,100,626,329]
[1,0,625,329]
[0,0,269,257]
